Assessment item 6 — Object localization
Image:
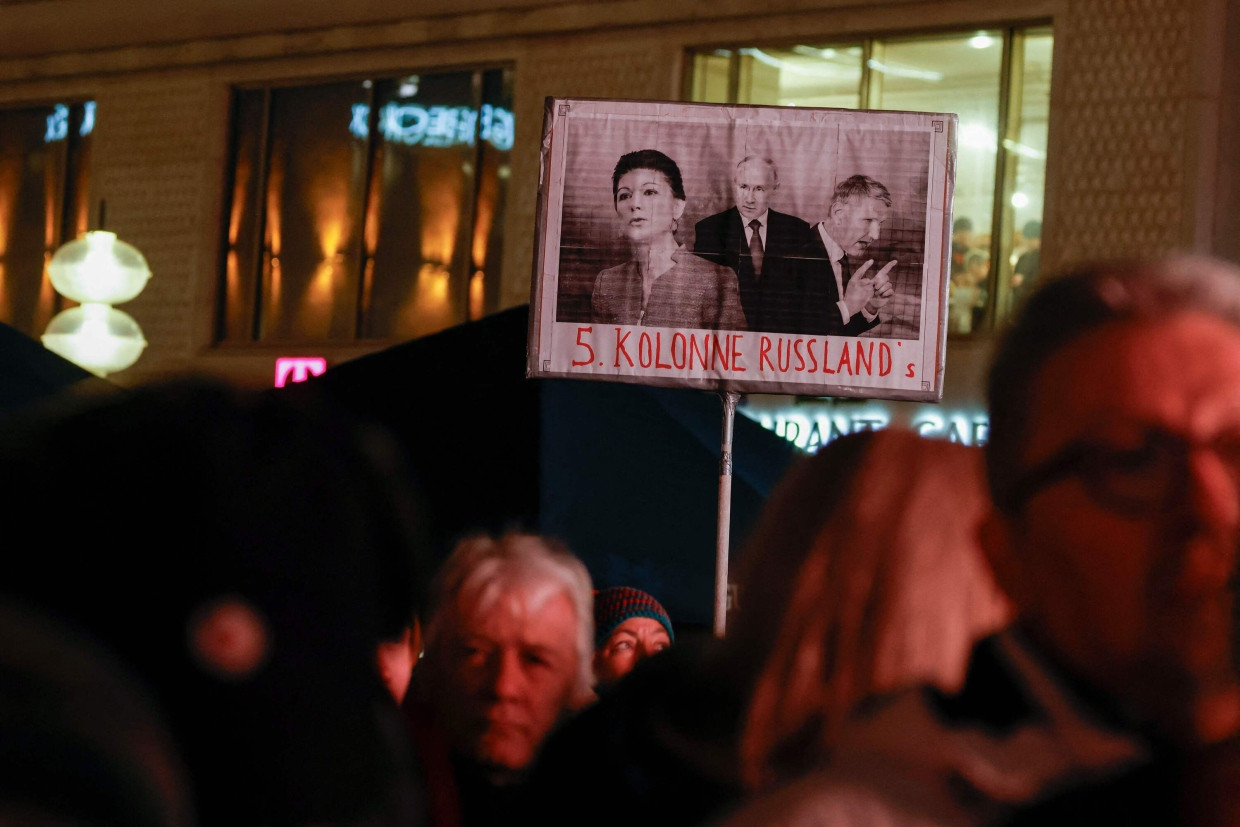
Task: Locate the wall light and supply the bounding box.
[42,230,151,377]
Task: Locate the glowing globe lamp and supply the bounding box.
[42,231,151,377]
[43,303,147,377]
[48,231,150,303]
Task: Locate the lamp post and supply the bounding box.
[42,230,151,377]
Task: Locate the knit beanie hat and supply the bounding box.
[593,587,674,649]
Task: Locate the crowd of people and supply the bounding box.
[5,252,1240,825]
[949,216,1043,335]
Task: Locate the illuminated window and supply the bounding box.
[0,101,95,336]
[219,68,513,344]
[688,26,1052,335]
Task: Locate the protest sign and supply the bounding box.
[528,97,956,401]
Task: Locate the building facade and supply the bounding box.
[1,0,1237,426]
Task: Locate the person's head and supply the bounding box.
[612,149,687,246]
[965,248,989,281]
[592,586,674,688]
[1021,219,1042,246]
[729,430,1010,788]
[826,175,892,257]
[0,378,431,825]
[0,599,193,827]
[734,156,778,222]
[418,532,593,782]
[983,256,1240,745]
[954,216,974,245]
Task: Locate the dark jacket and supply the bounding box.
[718,631,1151,826]
[529,640,749,826]
[793,228,882,337]
[692,207,811,334]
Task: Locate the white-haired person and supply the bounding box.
[406,531,594,826]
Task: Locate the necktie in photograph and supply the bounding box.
[748,218,764,277]
[839,254,852,291]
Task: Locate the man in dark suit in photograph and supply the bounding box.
[692,155,811,333]
[797,174,897,337]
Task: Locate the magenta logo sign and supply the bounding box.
[274,357,327,387]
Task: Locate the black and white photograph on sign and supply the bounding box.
[529,98,955,401]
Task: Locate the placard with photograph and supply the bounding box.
[527,97,956,401]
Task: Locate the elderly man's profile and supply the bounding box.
[794,174,898,336]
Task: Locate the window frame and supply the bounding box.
[0,98,96,337]
[214,64,514,347]
[682,21,1053,337]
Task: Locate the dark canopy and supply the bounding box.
[303,306,800,625]
[0,321,109,412]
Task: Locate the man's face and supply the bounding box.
[432,586,581,777]
[828,196,889,257]
[989,312,1240,742]
[734,162,775,222]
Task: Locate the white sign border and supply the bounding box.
[528,97,956,402]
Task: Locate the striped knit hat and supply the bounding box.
[593,586,674,649]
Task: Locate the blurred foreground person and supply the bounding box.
[408,532,594,825]
[726,256,1240,826]
[377,619,422,704]
[731,430,1010,791]
[533,430,1008,825]
[0,379,430,826]
[0,598,193,827]
[593,586,675,689]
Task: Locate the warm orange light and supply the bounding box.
[472,162,498,269]
[317,218,343,263]
[0,155,15,258]
[265,159,284,258]
[229,155,253,246]
[38,253,58,320]
[306,158,352,261]
[419,262,450,307]
[226,250,241,304]
[469,270,484,320]
[405,175,460,336]
[419,163,461,266]
[73,190,89,239]
[42,164,56,249]
[269,255,283,320]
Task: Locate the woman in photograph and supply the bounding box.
[591,149,747,330]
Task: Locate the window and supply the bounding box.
[0,101,95,336]
[688,26,1052,335]
[219,67,513,344]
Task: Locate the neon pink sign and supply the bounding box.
[274,357,327,387]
